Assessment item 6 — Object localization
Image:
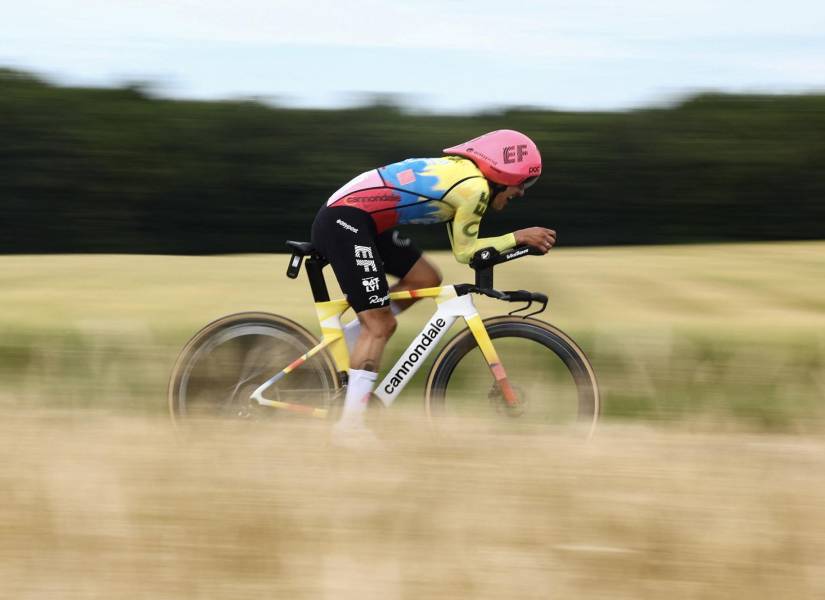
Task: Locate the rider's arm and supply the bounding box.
[446,178,517,264]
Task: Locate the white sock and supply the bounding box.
[340,368,378,426]
[343,301,403,352]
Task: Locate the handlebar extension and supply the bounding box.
[469,245,543,270]
[469,245,543,289]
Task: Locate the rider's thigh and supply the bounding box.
[311,206,391,312]
[376,228,422,279]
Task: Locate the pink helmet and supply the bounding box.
[443,129,542,187]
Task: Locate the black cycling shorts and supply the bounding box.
[310,206,422,313]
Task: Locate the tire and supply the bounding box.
[425,316,599,436]
[168,312,340,425]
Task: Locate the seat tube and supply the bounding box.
[464,314,519,407]
[304,257,330,302]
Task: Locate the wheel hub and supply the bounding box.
[488,382,528,417]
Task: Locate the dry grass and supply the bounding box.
[1,412,823,599]
[3,244,824,597]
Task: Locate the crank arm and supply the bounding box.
[251,389,329,419]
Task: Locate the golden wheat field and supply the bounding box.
[1,242,824,597]
[2,242,823,423]
[1,414,824,599]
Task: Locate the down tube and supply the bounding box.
[374,312,457,407]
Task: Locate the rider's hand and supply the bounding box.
[515,227,556,254]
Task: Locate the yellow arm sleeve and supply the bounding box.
[445,178,518,264]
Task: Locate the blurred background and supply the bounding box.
[2,1,825,254]
[1,2,824,598]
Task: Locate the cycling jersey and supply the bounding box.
[326,157,516,263]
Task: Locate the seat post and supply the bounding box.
[305,257,330,302]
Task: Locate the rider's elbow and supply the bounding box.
[453,249,473,264]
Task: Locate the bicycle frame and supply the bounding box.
[250,285,518,418]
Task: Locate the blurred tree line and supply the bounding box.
[1,68,823,254]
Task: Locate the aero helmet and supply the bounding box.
[443,129,541,187]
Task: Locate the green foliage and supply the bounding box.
[2,69,824,253]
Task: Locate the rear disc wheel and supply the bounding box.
[168,312,339,425]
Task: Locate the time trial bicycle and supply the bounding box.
[168,242,600,436]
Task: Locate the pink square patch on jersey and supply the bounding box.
[397,169,416,185]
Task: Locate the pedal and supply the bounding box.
[325,390,386,437]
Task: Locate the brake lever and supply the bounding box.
[508,299,533,316]
[474,288,549,318]
[502,290,534,317]
[522,293,549,318]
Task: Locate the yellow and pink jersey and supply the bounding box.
[326,157,516,263]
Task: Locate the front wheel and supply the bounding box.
[425,316,599,436]
[168,312,340,424]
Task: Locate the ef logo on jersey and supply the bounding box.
[503,145,528,164]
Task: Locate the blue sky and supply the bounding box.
[3,0,824,112]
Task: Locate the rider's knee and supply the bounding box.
[360,308,397,339]
[383,314,398,338]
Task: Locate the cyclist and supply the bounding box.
[310,130,556,445]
